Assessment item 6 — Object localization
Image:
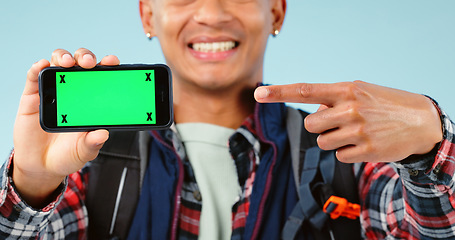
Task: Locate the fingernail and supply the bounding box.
[83,54,94,61]
[62,54,72,62]
[255,87,269,99]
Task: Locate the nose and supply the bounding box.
[193,0,233,26]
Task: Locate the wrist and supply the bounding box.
[11,157,65,209]
[412,96,444,156]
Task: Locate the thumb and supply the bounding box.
[78,130,109,161]
[317,104,329,112]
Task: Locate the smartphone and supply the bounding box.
[39,64,173,132]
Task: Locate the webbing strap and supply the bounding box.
[299,147,327,229]
[282,147,330,240]
[319,150,335,187]
[281,207,305,240]
[282,147,337,240]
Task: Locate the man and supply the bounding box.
[1,0,454,239]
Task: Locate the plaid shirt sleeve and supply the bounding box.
[0,152,88,240]
[358,105,455,239]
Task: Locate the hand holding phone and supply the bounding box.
[12,49,135,208]
[39,64,173,132]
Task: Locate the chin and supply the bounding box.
[195,79,236,92]
[174,64,259,92]
[182,70,239,90]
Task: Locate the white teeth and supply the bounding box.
[192,41,236,53]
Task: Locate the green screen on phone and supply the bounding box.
[56,70,156,126]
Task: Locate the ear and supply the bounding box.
[139,0,155,37]
[271,0,287,33]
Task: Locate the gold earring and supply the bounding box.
[272,29,280,37]
[146,32,152,40]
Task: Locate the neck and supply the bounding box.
[173,81,257,129]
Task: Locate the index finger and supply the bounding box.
[254,83,348,106]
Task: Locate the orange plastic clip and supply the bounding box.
[322,196,360,220]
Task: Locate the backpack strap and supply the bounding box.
[138,131,152,189]
[283,107,361,240]
[286,107,318,196]
[282,147,333,240]
[86,131,147,240]
[286,107,303,195]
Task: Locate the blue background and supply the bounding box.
[1,0,454,161]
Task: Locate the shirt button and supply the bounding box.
[13,205,22,212]
[408,169,419,177]
[433,163,442,175]
[193,190,202,201]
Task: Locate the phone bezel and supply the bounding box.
[39,64,173,132]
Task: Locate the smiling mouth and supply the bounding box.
[189,41,239,53]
